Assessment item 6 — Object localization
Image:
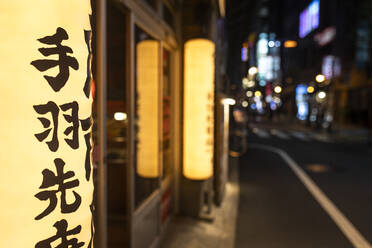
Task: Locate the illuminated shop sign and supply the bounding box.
[299,0,320,38]
[322,55,341,79]
[296,84,309,120]
[257,33,281,81]
[136,40,160,178]
[0,1,94,247]
[183,39,215,180]
[241,42,248,62]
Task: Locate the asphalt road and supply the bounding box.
[235,125,372,248]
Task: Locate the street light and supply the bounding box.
[315,74,325,83]
[222,98,236,105]
[274,86,282,94]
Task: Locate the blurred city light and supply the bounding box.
[250,103,257,110]
[242,100,249,107]
[317,91,326,100]
[114,112,127,121]
[247,80,255,88]
[259,80,266,86]
[315,74,325,83]
[255,91,262,97]
[299,0,320,38]
[270,101,277,110]
[273,96,281,104]
[296,84,309,120]
[248,66,258,75]
[307,86,315,93]
[284,40,297,48]
[242,77,249,85]
[268,40,275,47]
[246,91,253,97]
[274,86,282,93]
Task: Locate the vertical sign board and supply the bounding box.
[0,2,94,247]
[136,40,160,178]
[183,39,215,180]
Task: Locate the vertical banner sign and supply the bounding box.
[136,40,160,178]
[0,2,94,248]
[183,39,215,180]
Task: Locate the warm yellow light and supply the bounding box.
[284,40,298,48]
[315,74,325,83]
[242,77,249,85]
[242,101,249,107]
[246,91,253,97]
[307,86,315,93]
[114,112,127,121]
[137,40,160,178]
[248,66,258,75]
[183,39,215,180]
[254,91,262,97]
[0,1,93,247]
[274,86,282,94]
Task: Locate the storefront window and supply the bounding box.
[134,26,160,208]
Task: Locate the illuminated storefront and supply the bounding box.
[1,0,227,247]
[90,0,182,247]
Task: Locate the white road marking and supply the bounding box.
[250,144,372,248]
[252,128,270,138]
[310,133,332,143]
[270,129,290,140]
[290,131,311,141]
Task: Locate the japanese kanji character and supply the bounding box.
[35,158,81,220]
[60,101,80,150]
[31,27,79,92]
[34,101,82,152]
[35,219,84,248]
[34,101,59,152]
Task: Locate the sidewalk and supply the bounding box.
[162,157,240,248]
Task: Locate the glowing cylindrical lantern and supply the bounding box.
[136,40,160,178]
[0,2,94,247]
[183,39,215,180]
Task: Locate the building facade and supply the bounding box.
[90,0,229,247]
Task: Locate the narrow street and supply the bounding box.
[235,124,372,248]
